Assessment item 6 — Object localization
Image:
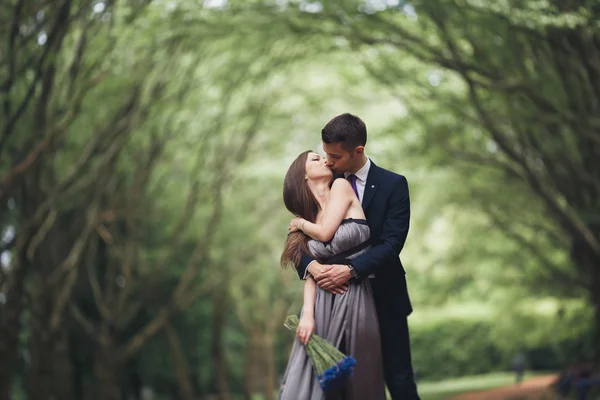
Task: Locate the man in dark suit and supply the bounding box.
[293,113,420,399]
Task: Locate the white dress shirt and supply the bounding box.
[344,157,371,204]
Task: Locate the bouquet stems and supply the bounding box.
[284,315,357,391]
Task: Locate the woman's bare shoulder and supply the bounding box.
[331,177,353,193]
[330,179,356,204]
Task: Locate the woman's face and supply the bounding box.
[304,152,332,181]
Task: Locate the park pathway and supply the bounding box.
[450,375,558,400]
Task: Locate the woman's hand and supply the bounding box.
[288,217,306,233]
[296,314,315,345]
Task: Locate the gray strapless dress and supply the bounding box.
[278,219,386,400]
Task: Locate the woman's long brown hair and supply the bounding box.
[280,151,320,270]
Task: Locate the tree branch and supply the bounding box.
[483,203,590,290]
[69,303,97,339]
[0,71,106,192]
[0,0,72,152]
[49,203,99,331]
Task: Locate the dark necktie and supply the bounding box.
[347,174,360,200]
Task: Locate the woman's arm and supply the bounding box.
[293,179,354,242]
[297,277,317,345]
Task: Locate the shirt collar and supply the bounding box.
[345,157,371,182]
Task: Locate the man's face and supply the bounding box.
[322,142,357,174]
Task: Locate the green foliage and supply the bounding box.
[2,0,600,399]
[410,301,593,380]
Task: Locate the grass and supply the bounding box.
[417,371,551,400]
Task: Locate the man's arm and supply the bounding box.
[297,253,347,294]
[296,253,314,280]
[351,175,410,277]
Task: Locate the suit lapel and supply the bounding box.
[361,162,381,211]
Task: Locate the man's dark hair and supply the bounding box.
[321,113,367,152]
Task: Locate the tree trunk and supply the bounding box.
[95,336,121,400]
[27,272,55,400]
[166,322,196,400]
[53,328,76,400]
[27,330,54,400]
[262,331,276,400]
[592,264,600,366]
[211,293,230,400]
[0,236,30,400]
[242,335,259,400]
[0,175,43,400]
[573,230,600,366]
[0,264,25,400]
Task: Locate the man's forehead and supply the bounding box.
[321,142,344,155]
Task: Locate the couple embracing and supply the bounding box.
[279,113,420,400]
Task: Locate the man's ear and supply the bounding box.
[355,146,365,156]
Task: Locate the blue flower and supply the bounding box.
[338,357,356,375]
[317,359,358,392]
[343,356,357,369]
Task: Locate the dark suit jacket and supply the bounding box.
[296,161,413,317]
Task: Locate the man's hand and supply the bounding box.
[307,261,331,277]
[308,262,348,295]
[314,264,352,293]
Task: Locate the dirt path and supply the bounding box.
[450,375,558,400]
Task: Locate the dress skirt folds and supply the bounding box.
[278,220,386,400]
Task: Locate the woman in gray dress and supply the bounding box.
[279,151,386,400]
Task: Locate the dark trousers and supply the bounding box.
[376,306,420,400]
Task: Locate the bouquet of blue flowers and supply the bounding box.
[284,314,357,392]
